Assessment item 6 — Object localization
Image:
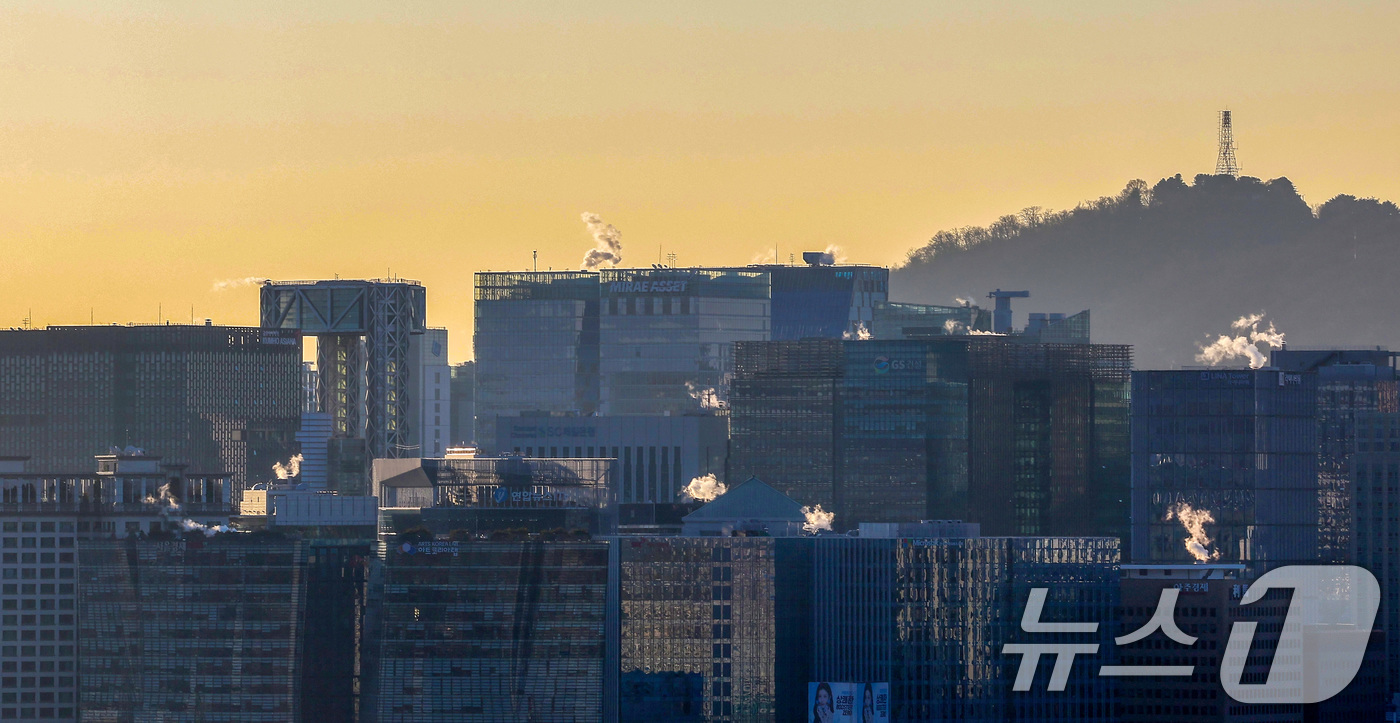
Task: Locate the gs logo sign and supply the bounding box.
[873,356,916,375]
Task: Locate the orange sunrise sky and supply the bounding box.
[3,1,1398,361]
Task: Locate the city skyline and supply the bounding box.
[4,2,1400,362]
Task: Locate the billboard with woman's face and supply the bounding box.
[808,682,888,723]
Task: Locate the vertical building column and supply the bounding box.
[365,285,416,459]
[318,333,363,439]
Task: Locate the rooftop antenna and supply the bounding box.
[1216,110,1240,177]
[533,250,538,272]
[666,252,677,266]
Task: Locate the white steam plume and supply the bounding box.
[843,322,872,341]
[273,454,303,480]
[212,277,268,292]
[1196,313,1286,369]
[954,296,973,307]
[143,481,242,537]
[686,381,724,410]
[579,212,623,270]
[823,244,848,264]
[681,474,727,502]
[144,482,181,512]
[801,504,834,534]
[179,519,237,537]
[1166,502,1220,562]
[944,317,1000,336]
[750,248,778,264]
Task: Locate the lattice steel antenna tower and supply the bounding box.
[1216,110,1240,177]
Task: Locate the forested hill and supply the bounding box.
[892,174,1400,368]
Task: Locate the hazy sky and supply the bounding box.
[4,1,1397,361]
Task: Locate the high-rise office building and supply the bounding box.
[730,337,1131,534]
[1132,369,1318,568]
[599,268,770,415]
[1353,411,1400,696]
[448,361,475,446]
[616,522,1120,723]
[407,328,451,458]
[260,279,428,460]
[617,536,781,723]
[1271,348,1399,563]
[729,339,843,514]
[495,414,728,505]
[0,324,301,496]
[806,534,1120,722]
[372,455,617,537]
[0,451,232,723]
[1116,565,1296,722]
[374,540,610,723]
[750,257,888,340]
[78,537,369,723]
[836,340,972,526]
[472,261,888,450]
[473,272,600,450]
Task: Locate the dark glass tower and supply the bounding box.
[1270,348,1400,563]
[1131,369,1318,568]
[472,272,600,451]
[730,337,1130,536]
[753,262,888,341]
[78,537,368,722]
[374,541,609,722]
[0,325,302,496]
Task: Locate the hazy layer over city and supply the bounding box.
[3,1,1397,362]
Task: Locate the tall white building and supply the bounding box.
[407,328,451,458]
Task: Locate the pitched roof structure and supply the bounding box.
[682,476,805,524]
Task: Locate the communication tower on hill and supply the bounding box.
[1216,110,1240,177]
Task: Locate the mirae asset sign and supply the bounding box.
[607,281,689,293]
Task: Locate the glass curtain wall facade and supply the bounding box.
[964,340,1132,538]
[599,269,769,415]
[0,325,301,497]
[729,340,843,513]
[1353,412,1400,695]
[729,338,1130,535]
[375,541,609,723]
[1131,370,1319,568]
[838,340,970,526]
[616,537,777,723]
[754,264,888,341]
[870,300,992,339]
[473,272,600,452]
[448,361,475,446]
[78,538,313,722]
[804,536,1119,722]
[1271,349,1400,563]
